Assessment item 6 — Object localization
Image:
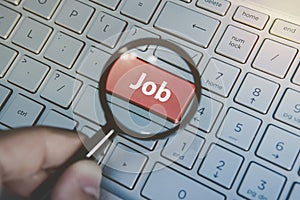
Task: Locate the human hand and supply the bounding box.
[0,127,101,200]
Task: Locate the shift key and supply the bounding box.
[155,2,220,48]
[0,94,44,128]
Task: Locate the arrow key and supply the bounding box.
[199,144,243,189]
[103,143,148,189]
[235,73,279,114]
[256,125,299,170]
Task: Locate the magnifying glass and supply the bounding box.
[31,38,201,199]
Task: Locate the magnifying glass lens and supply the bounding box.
[100,39,201,140]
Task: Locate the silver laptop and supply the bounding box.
[0,0,299,199]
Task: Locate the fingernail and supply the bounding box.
[83,186,100,200]
[76,160,101,200]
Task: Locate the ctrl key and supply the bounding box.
[0,94,44,128]
[142,163,225,200]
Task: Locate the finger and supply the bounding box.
[52,160,101,200]
[4,170,48,196]
[0,127,81,196]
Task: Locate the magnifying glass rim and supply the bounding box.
[98,38,201,140]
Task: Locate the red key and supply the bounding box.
[106,55,195,123]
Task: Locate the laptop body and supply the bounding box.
[0,0,299,199]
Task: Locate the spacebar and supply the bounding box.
[142,163,225,199]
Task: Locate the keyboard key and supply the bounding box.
[256,125,299,170]
[121,134,157,151]
[142,163,225,200]
[0,5,21,39]
[155,2,220,48]
[0,94,44,128]
[275,89,300,129]
[217,108,261,151]
[108,94,170,131]
[103,143,148,189]
[121,0,160,24]
[293,66,300,85]
[23,0,61,19]
[162,129,204,169]
[124,26,160,51]
[4,0,21,5]
[235,73,279,114]
[100,189,123,200]
[287,183,300,200]
[154,40,202,72]
[91,0,121,10]
[202,58,240,97]
[270,19,300,44]
[40,110,76,130]
[106,55,196,123]
[196,0,230,16]
[12,18,52,54]
[41,71,82,108]
[77,46,111,82]
[199,144,243,189]
[216,25,258,63]
[238,163,286,200]
[8,56,50,93]
[0,44,18,78]
[73,85,106,126]
[55,0,94,34]
[253,39,297,78]
[44,32,84,68]
[233,6,269,30]
[80,126,98,138]
[0,85,11,109]
[190,95,223,132]
[87,12,127,48]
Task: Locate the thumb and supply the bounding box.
[52,160,101,200]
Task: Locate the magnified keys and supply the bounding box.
[95,38,201,144]
[106,55,195,123]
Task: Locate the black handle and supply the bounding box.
[30,144,89,200]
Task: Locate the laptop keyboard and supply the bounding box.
[0,0,299,199]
